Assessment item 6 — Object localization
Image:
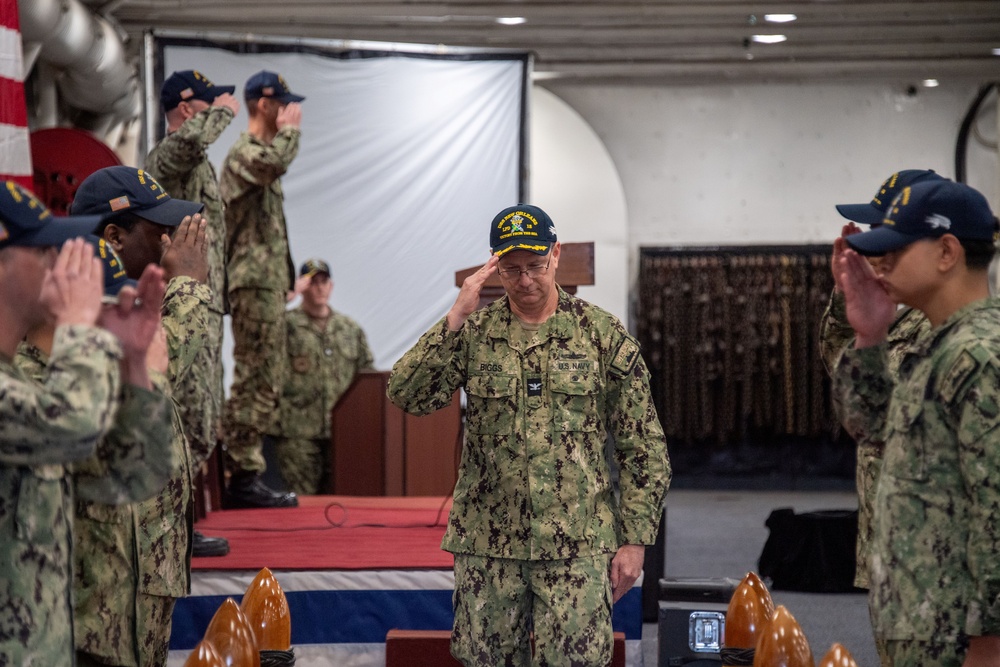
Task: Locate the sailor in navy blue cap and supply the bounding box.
[833,177,1000,667]
[216,68,305,509]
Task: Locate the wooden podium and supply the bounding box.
[329,370,461,496]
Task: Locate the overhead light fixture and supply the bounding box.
[922,79,940,87]
[751,34,787,44]
[496,17,526,25]
[764,14,797,23]
[993,48,1000,56]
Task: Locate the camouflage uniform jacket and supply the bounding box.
[388,288,671,561]
[14,344,180,666]
[145,105,233,315]
[220,127,300,293]
[0,326,122,666]
[279,306,374,439]
[147,110,231,466]
[161,275,217,466]
[72,371,189,666]
[834,297,1000,641]
[66,276,206,666]
[819,289,930,588]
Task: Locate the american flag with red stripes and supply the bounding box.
[0,0,31,190]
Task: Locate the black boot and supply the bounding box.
[223,472,298,509]
[192,530,230,557]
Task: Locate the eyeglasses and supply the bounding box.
[497,258,551,279]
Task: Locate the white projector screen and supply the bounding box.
[148,34,528,378]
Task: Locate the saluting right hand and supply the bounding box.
[831,222,861,293]
[160,214,208,284]
[837,248,896,348]
[213,92,240,116]
[447,254,499,331]
[42,238,104,328]
[277,102,302,130]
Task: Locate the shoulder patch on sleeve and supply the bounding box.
[610,336,641,377]
[940,349,981,404]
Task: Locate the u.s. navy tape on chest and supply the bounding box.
[610,337,641,377]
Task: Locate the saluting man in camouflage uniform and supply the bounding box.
[274,258,373,494]
[0,183,166,664]
[71,167,210,667]
[834,180,1000,666]
[145,68,238,558]
[819,169,940,666]
[220,70,304,509]
[389,204,670,667]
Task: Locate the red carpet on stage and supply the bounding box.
[192,496,454,570]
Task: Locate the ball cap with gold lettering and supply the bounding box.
[846,180,996,256]
[71,166,203,227]
[244,70,305,104]
[161,70,235,112]
[837,169,945,226]
[490,204,557,257]
[0,180,103,250]
[86,235,136,296]
[300,258,331,278]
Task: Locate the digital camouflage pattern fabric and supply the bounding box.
[145,105,232,316]
[15,344,181,667]
[451,553,614,667]
[834,297,1000,651]
[0,325,123,665]
[388,288,670,561]
[819,290,930,589]
[161,276,217,467]
[221,127,299,460]
[273,307,373,493]
[72,371,190,667]
[226,288,285,469]
[220,127,298,293]
[69,276,205,666]
[15,343,175,507]
[146,105,233,467]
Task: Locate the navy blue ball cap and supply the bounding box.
[846,180,997,256]
[71,166,203,227]
[244,70,305,104]
[85,235,136,296]
[161,70,235,112]
[490,204,557,258]
[300,258,331,278]
[836,169,945,226]
[0,181,103,250]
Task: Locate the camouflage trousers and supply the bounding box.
[451,553,613,667]
[75,593,175,667]
[224,288,286,474]
[273,436,329,495]
[884,639,966,667]
[854,442,883,589]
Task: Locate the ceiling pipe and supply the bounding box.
[18,0,141,137]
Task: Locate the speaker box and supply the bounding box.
[657,578,740,667]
